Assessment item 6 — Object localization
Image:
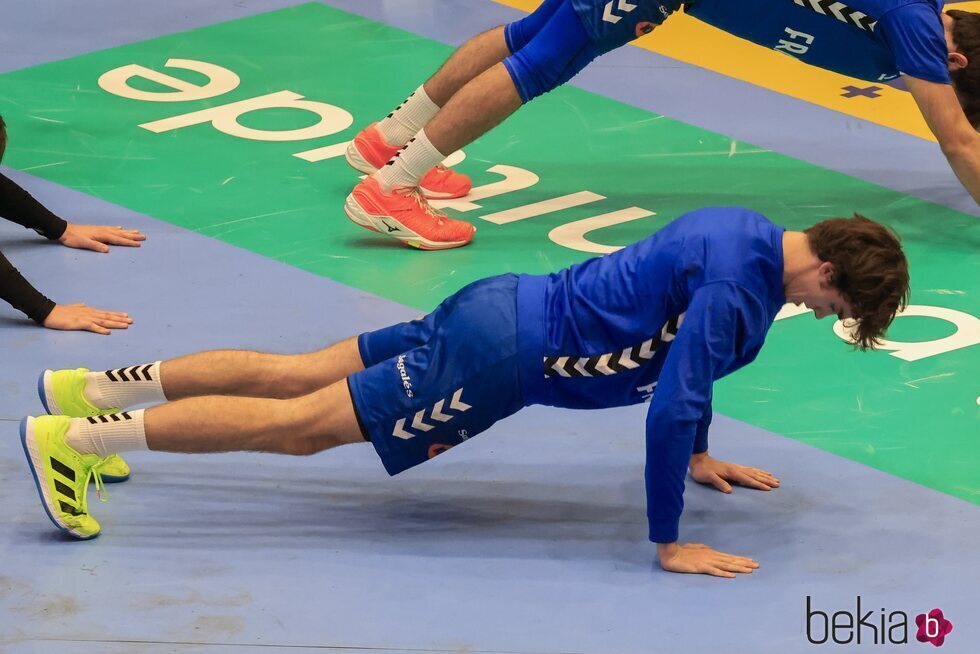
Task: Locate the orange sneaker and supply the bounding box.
[345,123,472,199]
[344,177,476,250]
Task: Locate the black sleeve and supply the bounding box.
[0,249,55,324]
[0,171,68,240]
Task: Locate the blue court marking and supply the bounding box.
[1,2,977,653]
[0,0,300,76]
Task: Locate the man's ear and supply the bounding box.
[949,51,969,71]
[818,261,835,286]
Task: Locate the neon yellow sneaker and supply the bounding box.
[38,368,131,483]
[20,415,108,540]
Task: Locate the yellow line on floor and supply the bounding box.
[493,0,980,142]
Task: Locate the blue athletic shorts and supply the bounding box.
[570,0,680,52]
[502,0,678,102]
[348,274,525,476]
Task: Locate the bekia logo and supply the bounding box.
[916,609,953,648]
[806,597,953,647]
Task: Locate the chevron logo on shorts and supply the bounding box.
[602,0,638,24]
[391,388,471,440]
[792,0,877,32]
[543,313,685,378]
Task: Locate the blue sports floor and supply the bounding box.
[1,2,978,653]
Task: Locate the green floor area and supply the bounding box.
[1,2,976,503]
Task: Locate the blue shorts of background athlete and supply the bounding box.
[348,275,525,476]
[503,0,678,102]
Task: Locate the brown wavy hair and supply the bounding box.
[948,10,980,128]
[804,215,910,350]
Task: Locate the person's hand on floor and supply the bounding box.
[58,223,145,253]
[657,542,760,578]
[689,452,780,493]
[43,303,132,335]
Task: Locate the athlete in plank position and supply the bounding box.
[343,0,980,250]
[22,207,908,577]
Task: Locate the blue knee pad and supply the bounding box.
[502,0,599,103]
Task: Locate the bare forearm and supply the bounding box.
[944,140,980,204]
[902,75,980,204]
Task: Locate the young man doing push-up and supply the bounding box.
[22,207,909,577]
[343,0,980,249]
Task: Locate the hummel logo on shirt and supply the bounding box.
[543,314,685,378]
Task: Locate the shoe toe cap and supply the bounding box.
[65,514,101,539]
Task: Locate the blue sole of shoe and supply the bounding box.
[36,370,51,415]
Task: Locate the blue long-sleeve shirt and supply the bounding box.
[516,207,786,542]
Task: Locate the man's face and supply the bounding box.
[798,262,854,322]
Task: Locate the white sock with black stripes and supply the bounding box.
[84,362,167,410]
[375,129,447,192]
[376,85,441,147]
[65,409,148,457]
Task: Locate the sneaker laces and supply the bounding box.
[394,186,448,225]
[89,459,109,503]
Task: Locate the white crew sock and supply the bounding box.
[375,129,447,192]
[65,409,148,457]
[376,85,441,146]
[84,361,167,410]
